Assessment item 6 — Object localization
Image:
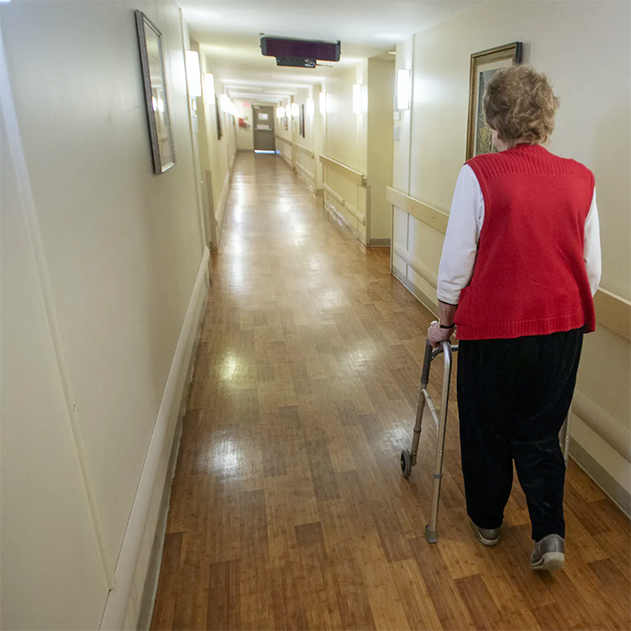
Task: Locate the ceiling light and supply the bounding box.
[397,68,411,110]
[319,92,326,115]
[185,51,202,98]
[291,103,300,117]
[276,106,285,119]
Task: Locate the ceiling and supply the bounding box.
[179,1,479,101]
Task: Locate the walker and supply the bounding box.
[400,329,573,543]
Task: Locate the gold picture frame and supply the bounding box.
[466,42,522,160]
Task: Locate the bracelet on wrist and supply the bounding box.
[440,323,455,329]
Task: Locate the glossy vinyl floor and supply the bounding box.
[150,153,630,630]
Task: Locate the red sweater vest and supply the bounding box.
[455,144,596,340]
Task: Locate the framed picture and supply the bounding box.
[466,42,522,160]
[284,112,288,130]
[135,10,175,174]
[299,104,305,138]
[215,95,223,140]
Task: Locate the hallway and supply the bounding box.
[150,154,630,631]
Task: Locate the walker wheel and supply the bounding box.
[400,449,412,478]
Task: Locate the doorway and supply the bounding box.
[253,106,276,152]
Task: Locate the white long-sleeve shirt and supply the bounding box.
[436,165,602,305]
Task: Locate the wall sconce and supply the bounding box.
[185,50,202,98]
[319,92,327,115]
[291,102,300,118]
[397,68,411,110]
[220,94,235,116]
[352,84,362,114]
[276,106,285,119]
[204,73,215,105]
[306,97,315,116]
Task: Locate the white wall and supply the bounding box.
[1,1,211,627]
[392,0,631,508]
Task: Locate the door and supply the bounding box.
[253,106,275,152]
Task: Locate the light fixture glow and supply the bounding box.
[204,73,215,105]
[276,106,285,118]
[291,102,299,118]
[319,92,326,115]
[397,68,411,110]
[185,50,202,98]
[220,94,236,116]
[352,84,362,114]
[306,97,315,116]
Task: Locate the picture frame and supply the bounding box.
[299,103,305,138]
[215,95,223,140]
[135,10,175,174]
[466,42,522,160]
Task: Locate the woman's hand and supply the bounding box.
[427,321,455,348]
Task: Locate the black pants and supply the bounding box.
[457,329,583,542]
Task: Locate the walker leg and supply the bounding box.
[411,341,433,464]
[401,341,433,478]
[425,341,453,543]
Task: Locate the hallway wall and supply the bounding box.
[196,50,237,246]
[392,0,631,510]
[235,100,254,151]
[291,87,318,192]
[1,1,212,628]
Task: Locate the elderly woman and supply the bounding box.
[428,65,601,571]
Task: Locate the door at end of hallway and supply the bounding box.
[253,106,276,153]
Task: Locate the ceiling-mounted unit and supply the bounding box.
[276,57,317,68]
[260,35,341,69]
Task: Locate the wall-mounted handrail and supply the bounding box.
[319,154,366,187]
[295,162,315,181]
[386,187,448,234]
[388,186,630,342]
[274,134,292,145]
[323,182,344,206]
[293,142,315,159]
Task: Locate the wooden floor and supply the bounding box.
[150,154,630,631]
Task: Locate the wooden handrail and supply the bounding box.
[294,142,314,158]
[274,134,292,145]
[388,185,630,341]
[386,187,448,234]
[295,162,315,181]
[319,154,366,187]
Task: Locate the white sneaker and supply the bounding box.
[530,534,565,571]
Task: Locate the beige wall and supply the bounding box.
[1,1,212,628]
[197,50,237,246]
[367,58,395,242]
[392,0,630,507]
[235,100,254,151]
[292,87,318,191]
[322,62,369,242]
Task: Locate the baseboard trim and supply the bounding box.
[136,416,183,631]
[369,238,391,247]
[324,200,367,246]
[216,163,234,245]
[99,247,210,630]
[569,438,631,518]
